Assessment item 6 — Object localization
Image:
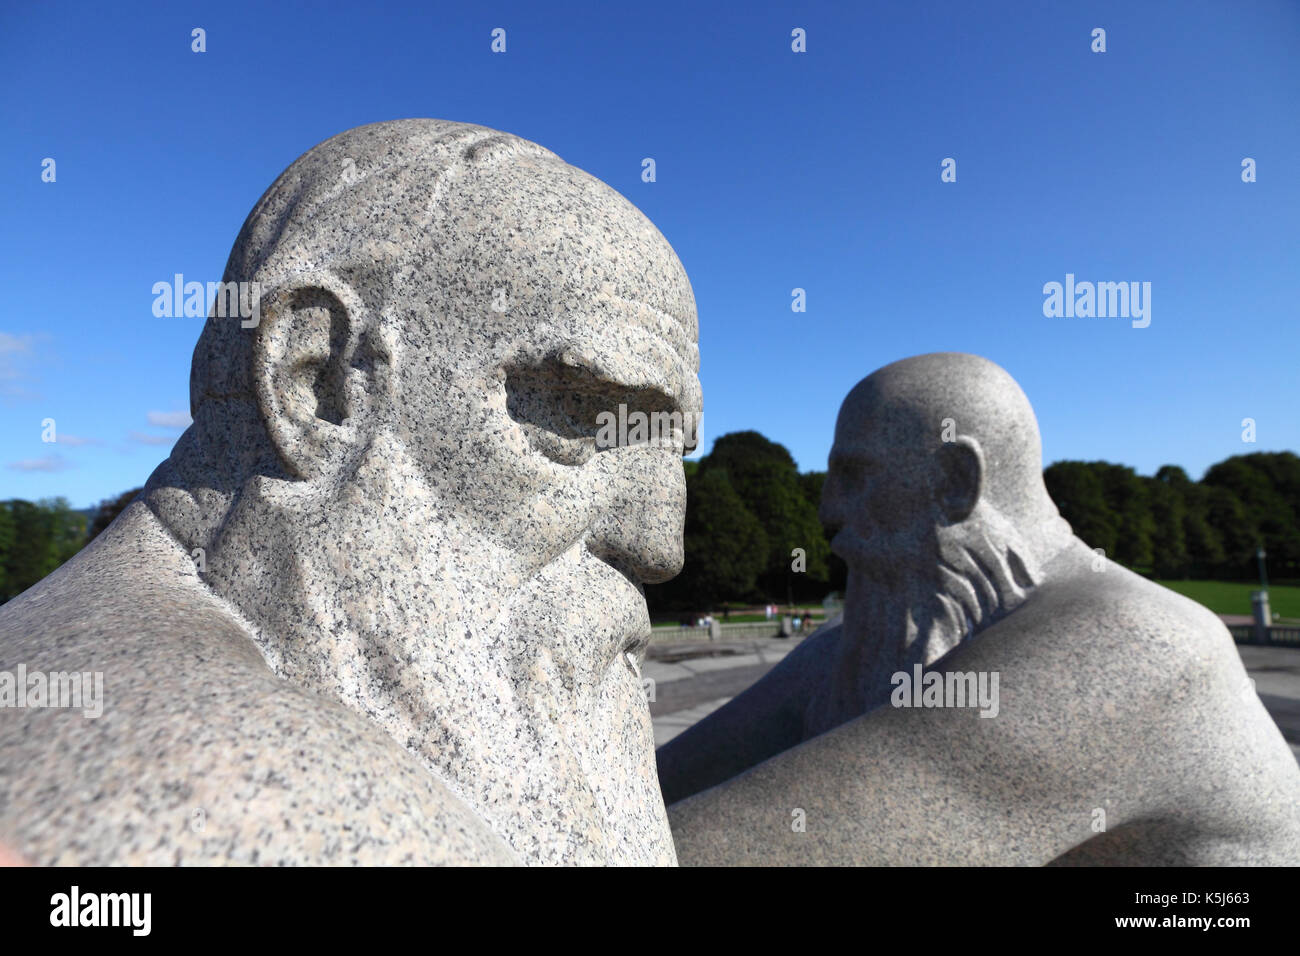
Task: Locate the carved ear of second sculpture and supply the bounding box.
[0,119,1292,868]
[659,352,1300,866]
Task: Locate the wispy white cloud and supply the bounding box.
[55,434,101,447]
[0,332,40,401]
[8,453,69,472]
[147,410,192,429]
[128,431,176,446]
[0,333,34,355]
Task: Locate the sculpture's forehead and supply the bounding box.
[414,156,701,410]
[443,156,696,332]
[831,383,932,458]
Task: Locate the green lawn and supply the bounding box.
[651,584,1299,626]
[1154,580,1300,620]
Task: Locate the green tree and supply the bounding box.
[0,498,86,602]
[1203,453,1300,579]
[796,469,844,596]
[1203,485,1258,578]
[88,487,143,541]
[797,471,825,511]
[701,432,829,601]
[0,504,13,599]
[1145,474,1188,577]
[646,467,767,611]
[656,441,1300,613]
[1043,462,1118,558]
[1096,463,1155,568]
[1179,482,1225,576]
[2,499,53,599]
[683,469,768,606]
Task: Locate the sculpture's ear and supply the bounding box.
[935,435,983,523]
[251,272,385,479]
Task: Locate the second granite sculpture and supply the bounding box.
[660,353,1300,865]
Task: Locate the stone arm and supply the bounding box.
[656,625,839,805]
[665,601,1204,865]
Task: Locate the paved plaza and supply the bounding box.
[650,636,1300,763]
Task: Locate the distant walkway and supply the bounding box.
[646,636,802,748]
[1238,645,1300,762]
[650,638,1300,763]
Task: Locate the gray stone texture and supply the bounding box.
[0,119,701,865]
[661,353,1300,864]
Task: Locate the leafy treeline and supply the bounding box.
[1,449,1294,608]
[0,499,89,602]
[646,431,841,612]
[0,488,140,603]
[650,442,1298,613]
[1043,453,1299,579]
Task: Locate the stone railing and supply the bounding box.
[1228,625,1300,648]
[651,620,789,643]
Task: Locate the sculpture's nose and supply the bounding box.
[586,448,686,586]
[819,478,846,536]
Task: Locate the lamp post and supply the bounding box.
[1252,546,1271,644]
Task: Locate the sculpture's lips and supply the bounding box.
[829,528,898,580]
[578,539,654,657]
[622,618,653,658]
[830,527,867,563]
[606,559,653,654]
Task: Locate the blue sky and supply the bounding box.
[2,0,1297,508]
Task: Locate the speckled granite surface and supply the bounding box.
[662,354,1300,864]
[0,120,700,865]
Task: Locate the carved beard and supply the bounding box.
[804,502,1039,739]
[201,430,673,865]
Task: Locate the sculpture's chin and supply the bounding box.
[833,528,920,583]
[506,537,653,682]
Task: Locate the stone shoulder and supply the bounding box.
[0,507,515,865]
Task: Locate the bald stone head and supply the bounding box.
[806,353,1073,733]
[821,352,1068,581]
[168,119,700,571]
[143,119,700,864]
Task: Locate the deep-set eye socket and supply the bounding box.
[505,357,687,466]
